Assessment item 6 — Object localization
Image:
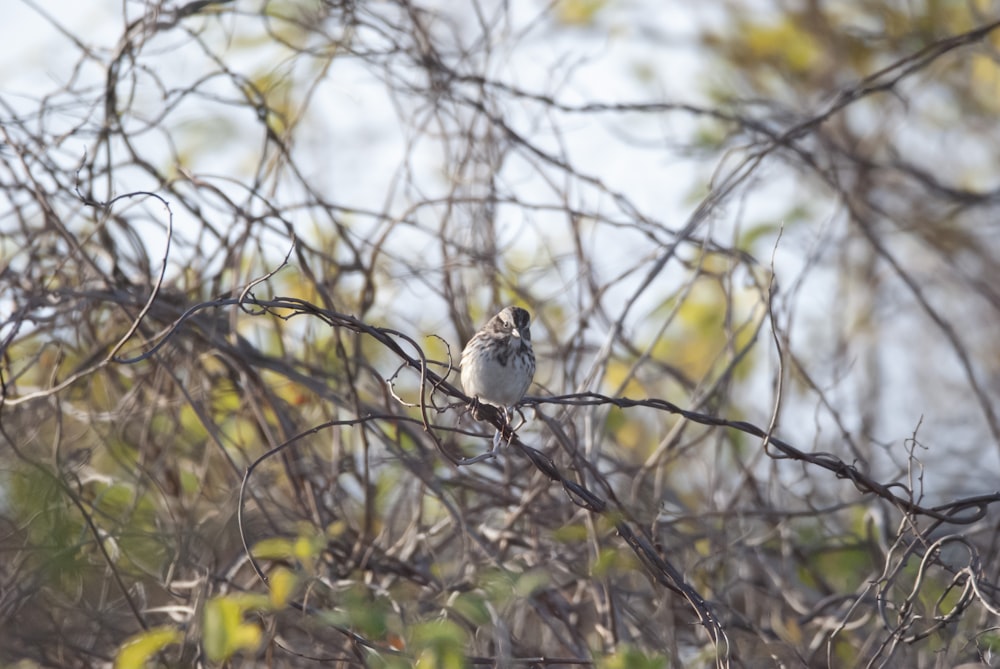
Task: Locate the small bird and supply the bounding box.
[460,306,536,463]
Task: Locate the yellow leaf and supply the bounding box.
[269,567,298,608]
[251,537,294,561]
[555,0,607,26]
[970,53,1000,111]
[744,19,821,72]
[293,532,324,572]
[115,627,182,669]
[203,596,263,662]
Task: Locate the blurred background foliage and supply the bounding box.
[2,0,1000,667]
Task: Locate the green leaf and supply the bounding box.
[552,522,589,543]
[322,585,390,638]
[979,632,1000,653]
[513,569,549,597]
[597,645,668,669]
[449,592,491,626]
[410,620,468,669]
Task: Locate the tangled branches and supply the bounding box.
[4,0,1000,667]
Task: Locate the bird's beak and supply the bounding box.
[511,328,521,338]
